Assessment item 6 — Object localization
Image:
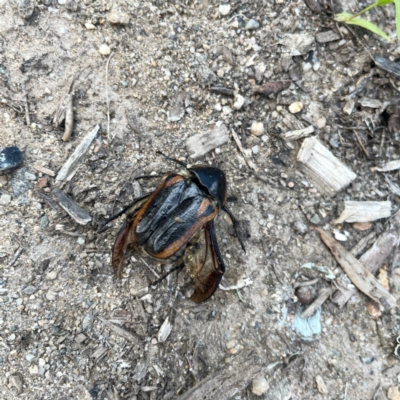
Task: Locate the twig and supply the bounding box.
[352,129,370,157]
[301,287,333,318]
[372,383,381,400]
[231,128,257,171]
[53,75,76,141]
[388,76,400,93]
[105,52,115,142]
[24,91,30,126]
[379,128,386,157]
[294,278,319,288]
[8,247,24,267]
[141,257,160,279]
[315,227,397,310]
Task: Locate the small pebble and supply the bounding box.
[222,106,232,115]
[22,285,37,295]
[252,375,269,396]
[29,365,38,375]
[107,9,130,24]
[233,94,245,110]
[252,145,259,154]
[289,101,303,114]
[250,122,264,136]
[24,171,36,180]
[77,237,85,245]
[0,146,23,175]
[46,271,57,280]
[26,354,35,362]
[99,44,111,56]
[293,221,308,235]
[46,291,56,301]
[219,4,231,16]
[245,19,260,30]
[317,117,326,129]
[333,229,347,241]
[18,0,34,18]
[0,194,11,205]
[85,22,96,30]
[310,214,320,224]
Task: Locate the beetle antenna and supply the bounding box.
[156,151,188,169]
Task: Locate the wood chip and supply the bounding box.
[358,97,385,109]
[52,189,92,225]
[55,125,100,184]
[282,125,314,141]
[335,201,392,224]
[315,30,340,43]
[98,316,139,342]
[315,375,328,394]
[252,81,290,97]
[157,317,172,343]
[352,222,372,231]
[33,164,55,176]
[75,333,87,344]
[177,352,261,400]
[371,160,400,172]
[210,86,234,96]
[91,346,108,360]
[53,76,75,142]
[186,124,229,158]
[375,56,400,78]
[315,227,397,310]
[297,137,357,196]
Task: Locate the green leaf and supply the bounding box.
[394,0,400,39]
[345,16,392,41]
[376,0,394,6]
[335,13,392,41]
[335,12,355,22]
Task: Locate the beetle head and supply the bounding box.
[189,165,227,206]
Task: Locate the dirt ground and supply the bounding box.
[1,0,400,399]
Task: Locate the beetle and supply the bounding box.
[99,152,245,302]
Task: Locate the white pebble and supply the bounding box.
[0,194,11,205]
[99,44,111,55]
[289,101,303,114]
[233,94,245,110]
[317,117,326,129]
[313,60,321,71]
[85,22,96,30]
[252,376,269,396]
[222,106,232,115]
[333,229,347,242]
[250,121,264,136]
[219,4,231,16]
[252,145,259,154]
[245,19,260,30]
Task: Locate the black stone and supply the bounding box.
[0,146,23,174]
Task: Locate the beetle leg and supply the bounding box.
[98,193,151,233]
[156,150,188,169]
[222,205,246,253]
[112,219,136,278]
[149,264,185,287]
